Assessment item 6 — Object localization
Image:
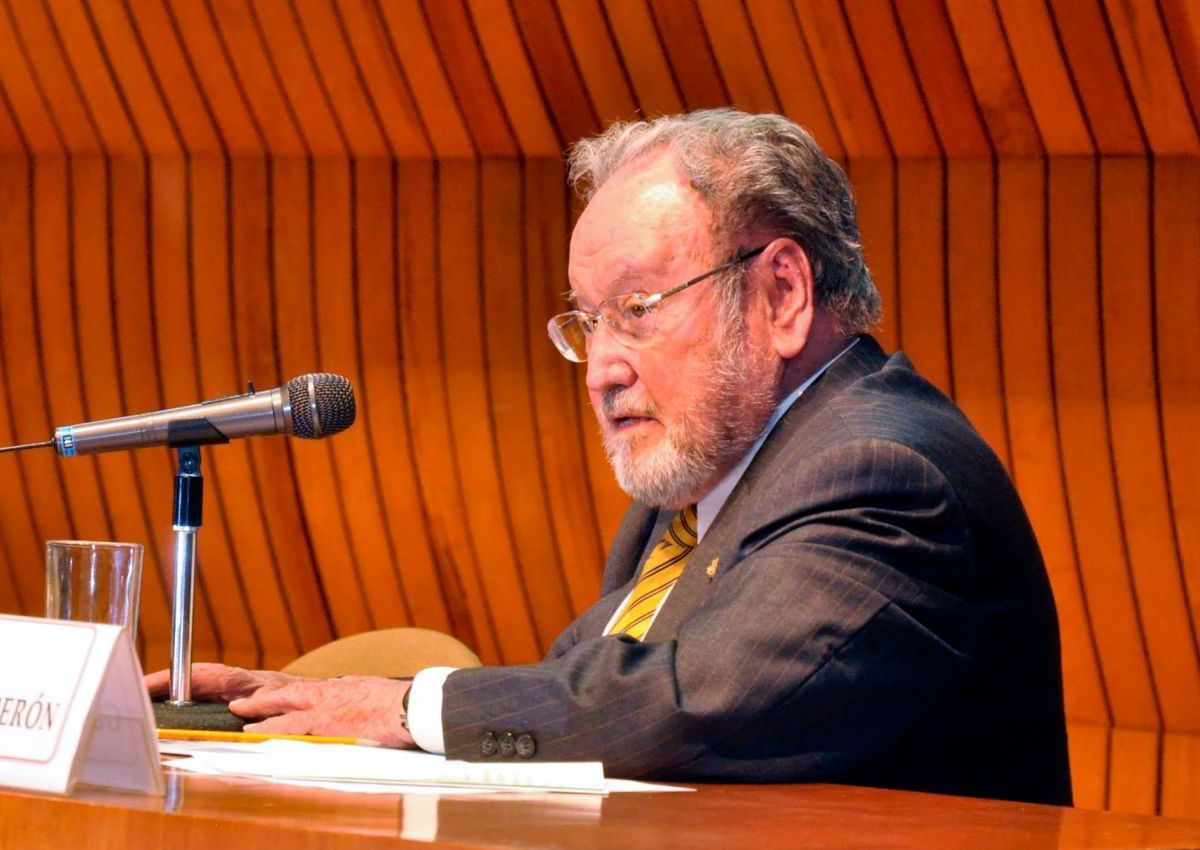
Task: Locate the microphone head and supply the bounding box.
[287,373,356,439]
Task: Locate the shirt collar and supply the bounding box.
[695,337,859,540]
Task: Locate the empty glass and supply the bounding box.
[45,540,144,636]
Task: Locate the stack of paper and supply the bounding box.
[162,739,622,794]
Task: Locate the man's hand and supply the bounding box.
[144,663,301,703]
[232,676,415,748]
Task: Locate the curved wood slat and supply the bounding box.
[137,2,277,667]
[553,0,638,128]
[509,0,600,146]
[743,0,843,159]
[227,158,322,666]
[190,156,272,669]
[129,0,222,155]
[7,0,99,154]
[273,156,369,639]
[1158,0,1200,133]
[354,157,446,632]
[600,0,684,117]
[997,158,1108,729]
[207,0,305,156]
[0,102,35,618]
[87,0,179,154]
[693,0,777,114]
[1100,158,1200,730]
[69,155,163,659]
[323,159,413,631]
[33,159,110,541]
[252,1,344,156]
[792,0,890,159]
[894,0,991,157]
[464,0,567,156]
[109,156,176,670]
[0,156,51,614]
[337,0,432,159]
[648,0,728,110]
[1047,0,1144,154]
[376,0,474,158]
[1102,0,1200,154]
[992,0,1088,154]
[896,159,952,395]
[440,160,541,664]
[482,160,576,649]
[313,157,408,632]
[294,0,389,158]
[350,156,417,629]
[1049,157,1157,730]
[148,155,221,661]
[0,0,62,153]
[848,159,898,352]
[1068,722,1111,811]
[422,0,517,157]
[168,0,268,155]
[398,160,495,660]
[1109,726,1159,814]
[843,0,939,158]
[944,158,1011,468]
[1153,159,1200,732]
[1163,732,1200,817]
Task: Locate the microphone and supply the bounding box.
[0,373,356,457]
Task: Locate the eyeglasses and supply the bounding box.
[546,246,766,362]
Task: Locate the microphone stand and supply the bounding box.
[170,444,201,704]
[151,444,244,731]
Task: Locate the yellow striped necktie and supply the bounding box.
[606,505,698,641]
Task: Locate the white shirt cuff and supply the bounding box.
[406,666,456,754]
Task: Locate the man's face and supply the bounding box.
[568,152,779,508]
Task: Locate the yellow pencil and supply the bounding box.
[157,728,381,747]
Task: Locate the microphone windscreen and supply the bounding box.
[287,373,356,438]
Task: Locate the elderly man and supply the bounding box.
[149,109,1071,805]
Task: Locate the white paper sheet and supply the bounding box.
[159,739,690,794]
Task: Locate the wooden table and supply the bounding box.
[3,768,1200,849]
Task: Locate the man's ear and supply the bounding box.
[761,238,815,360]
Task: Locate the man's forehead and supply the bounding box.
[567,158,713,302]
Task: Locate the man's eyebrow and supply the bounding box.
[564,270,646,309]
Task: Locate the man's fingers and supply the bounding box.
[229,681,317,718]
[144,663,235,700]
[144,668,170,697]
[144,663,290,704]
[241,710,314,735]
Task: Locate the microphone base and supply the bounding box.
[152,700,245,732]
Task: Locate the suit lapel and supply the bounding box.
[643,335,889,642]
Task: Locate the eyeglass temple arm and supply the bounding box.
[644,245,768,308]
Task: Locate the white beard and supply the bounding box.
[601,316,778,507]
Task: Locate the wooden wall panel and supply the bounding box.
[0,0,1198,817]
[394,162,477,648]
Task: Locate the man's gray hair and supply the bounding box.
[568,108,881,333]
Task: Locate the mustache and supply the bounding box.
[600,390,657,420]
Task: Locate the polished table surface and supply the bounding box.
[3,768,1200,850]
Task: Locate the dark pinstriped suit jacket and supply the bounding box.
[442,335,1072,805]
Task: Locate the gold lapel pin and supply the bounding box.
[705,558,719,580]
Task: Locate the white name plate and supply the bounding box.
[0,614,162,796]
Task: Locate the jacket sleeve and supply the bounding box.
[440,439,980,780]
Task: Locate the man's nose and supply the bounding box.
[585,325,637,394]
